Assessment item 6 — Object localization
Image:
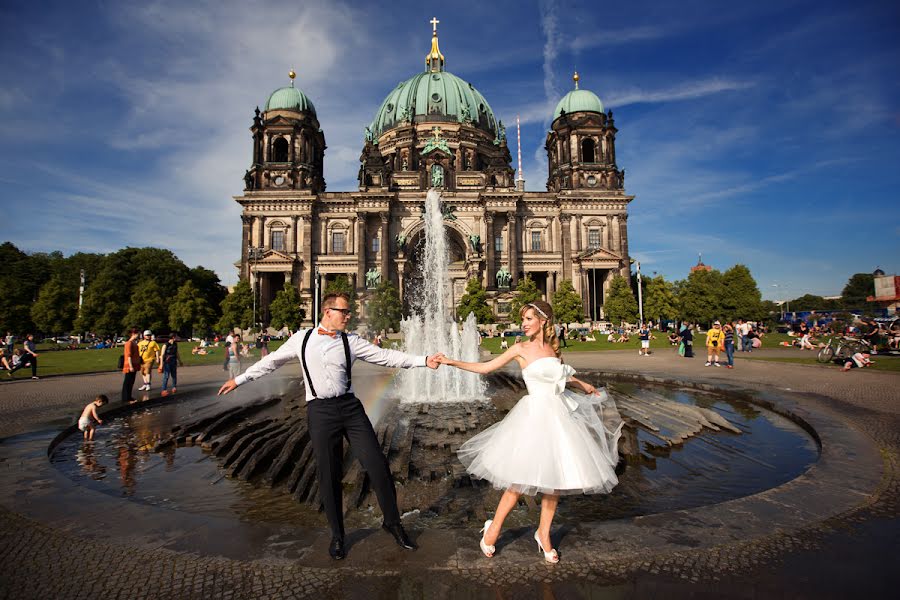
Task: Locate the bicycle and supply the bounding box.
[816,336,870,363]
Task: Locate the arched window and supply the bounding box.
[272,137,289,162]
[581,138,596,163]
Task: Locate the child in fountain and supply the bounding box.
[78,394,108,440]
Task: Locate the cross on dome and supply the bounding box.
[426,17,445,72]
[430,17,439,33]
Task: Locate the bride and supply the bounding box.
[437,300,622,563]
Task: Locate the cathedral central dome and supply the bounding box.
[368,26,498,139]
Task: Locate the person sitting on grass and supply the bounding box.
[0,349,12,373]
[667,332,679,346]
[78,395,108,441]
[615,333,629,343]
[799,332,818,350]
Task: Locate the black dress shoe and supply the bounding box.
[329,537,346,560]
[382,523,417,550]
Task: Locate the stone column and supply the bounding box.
[560,214,572,284]
[484,213,495,288]
[619,214,630,277]
[507,212,519,286]
[320,218,328,254]
[289,215,298,254]
[356,214,366,291]
[612,215,621,255]
[301,216,313,291]
[241,215,251,280]
[380,212,390,284]
[574,215,582,252]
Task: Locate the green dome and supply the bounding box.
[265,86,316,116]
[370,71,498,137]
[553,89,604,119]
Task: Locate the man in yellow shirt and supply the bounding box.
[137,330,161,391]
[705,321,724,367]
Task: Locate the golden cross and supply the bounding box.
[432,126,442,139]
[430,17,439,33]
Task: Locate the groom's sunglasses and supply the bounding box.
[327,308,352,316]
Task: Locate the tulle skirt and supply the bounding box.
[457,388,623,496]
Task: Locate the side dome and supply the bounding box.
[554,89,604,119]
[370,70,498,137]
[265,86,316,116]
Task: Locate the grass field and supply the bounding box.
[6,332,897,377]
[4,340,286,378]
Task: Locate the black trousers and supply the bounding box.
[11,354,36,377]
[307,394,400,539]
[121,371,137,403]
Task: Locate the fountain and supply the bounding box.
[398,189,484,402]
[44,189,820,530]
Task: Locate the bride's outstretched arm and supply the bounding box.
[438,345,520,374]
[568,376,601,396]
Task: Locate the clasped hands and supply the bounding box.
[426,353,449,369]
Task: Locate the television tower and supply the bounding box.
[515,115,525,191]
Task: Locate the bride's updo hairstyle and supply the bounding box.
[520,300,561,358]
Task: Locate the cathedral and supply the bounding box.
[235,20,634,326]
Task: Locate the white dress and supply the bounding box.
[458,356,623,496]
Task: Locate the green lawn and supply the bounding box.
[741,354,900,372]
[5,340,286,377]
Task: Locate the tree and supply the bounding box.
[123,279,168,332]
[457,278,494,324]
[642,276,677,324]
[720,264,763,321]
[841,273,875,309]
[603,275,638,324]
[551,279,583,324]
[268,282,305,331]
[676,269,723,326]
[168,280,216,337]
[217,279,254,332]
[367,279,403,333]
[323,275,358,328]
[189,266,227,325]
[31,275,78,334]
[509,275,543,324]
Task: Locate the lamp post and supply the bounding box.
[636,261,644,325]
[248,246,265,331]
[313,265,321,325]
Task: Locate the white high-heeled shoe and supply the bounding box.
[534,531,559,563]
[479,519,495,558]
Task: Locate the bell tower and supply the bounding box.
[246,70,327,194]
[546,72,623,193]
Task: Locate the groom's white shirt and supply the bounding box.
[233,324,427,401]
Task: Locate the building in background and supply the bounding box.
[235,21,633,325]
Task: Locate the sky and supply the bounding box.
[0,0,898,300]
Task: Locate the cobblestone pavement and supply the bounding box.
[0,351,898,599]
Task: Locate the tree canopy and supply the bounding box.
[268,282,305,332]
[168,280,217,337]
[551,279,583,324]
[840,273,875,308]
[217,279,254,332]
[367,279,403,333]
[642,275,677,323]
[719,264,764,321]
[676,269,722,326]
[603,275,638,324]
[509,275,543,324]
[456,278,494,324]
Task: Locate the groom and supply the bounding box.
[218,292,442,559]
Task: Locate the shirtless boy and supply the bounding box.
[78,395,108,440]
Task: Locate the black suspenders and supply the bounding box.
[300,329,352,400]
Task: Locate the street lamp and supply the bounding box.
[248,246,265,331]
[313,265,321,326]
[636,261,644,325]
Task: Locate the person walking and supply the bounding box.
[158,334,183,396]
[225,339,242,379]
[9,333,39,379]
[137,331,160,391]
[723,323,736,369]
[638,323,651,356]
[4,332,13,355]
[705,321,724,367]
[217,292,444,560]
[738,320,752,353]
[121,328,141,403]
[258,332,270,357]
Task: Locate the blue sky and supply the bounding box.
[1,0,897,299]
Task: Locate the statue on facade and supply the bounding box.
[395,234,407,251]
[496,267,511,288]
[365,268,381,289]
[431,164,444,188]
[243,170,254,190]
[468,234,481,253]
[398,105,412,123]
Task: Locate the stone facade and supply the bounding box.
[235,30,633,326]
